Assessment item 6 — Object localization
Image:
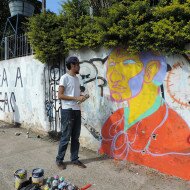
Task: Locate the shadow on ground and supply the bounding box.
[0,121,21,128]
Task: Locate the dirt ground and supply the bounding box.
[0,121,189,190]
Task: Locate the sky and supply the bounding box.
[46,0,66,14]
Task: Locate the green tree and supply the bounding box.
[27,12,65,63]
[61,0,102,50]
[87,0,120,16]
[0,0,10,41]
[99,0,190,54]
[26,0,190,63]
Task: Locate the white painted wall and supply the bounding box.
[70,47,116,128]
[164,54,190,127]
[0,55,49,131]
[69,49,190,151]
[0,49,189,153]
[69,47,112,150]
[70,50,190,130]
[69,48,131,150]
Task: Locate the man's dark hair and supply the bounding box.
[66,56,79,70]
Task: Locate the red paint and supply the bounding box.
[188,135,190,144]
[100,105,190,180]
[80,184,92,190]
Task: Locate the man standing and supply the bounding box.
[56,56,86,169]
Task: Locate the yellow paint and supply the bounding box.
[107,48,143,101]
[107,48,162,127]
[127,60,161,125]
[144,61,160,83]
[128,83,158,125]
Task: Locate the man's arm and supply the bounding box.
[58,86,84,102]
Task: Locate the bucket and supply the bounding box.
[14,169,27,190]
[32,168,44,186]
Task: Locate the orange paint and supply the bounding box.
[100,105,190,180]
[81,184,92,190]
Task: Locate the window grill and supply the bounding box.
[0,34,33,61]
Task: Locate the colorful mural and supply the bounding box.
[99,48,190,180]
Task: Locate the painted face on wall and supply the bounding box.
[107,48,167,103]
[106,48,167,130]
[106,48,144,102]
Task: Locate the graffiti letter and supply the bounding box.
[0,92,3,111]
[4,92,9,112]
[1,68,8,87]
[15,67,23,87]
[10,92,16,112]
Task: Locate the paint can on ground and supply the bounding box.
[14,169,27,190]
[32,168,44,186]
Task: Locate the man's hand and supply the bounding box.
[58,86,86,102]
[75,96,85,102]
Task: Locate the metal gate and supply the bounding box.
[44,60,65,132]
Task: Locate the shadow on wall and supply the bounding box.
[11,93,20,125]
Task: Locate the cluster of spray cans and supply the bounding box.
[43,175,78,190]
[14,169,91,190]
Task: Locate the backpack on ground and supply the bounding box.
[18,178,41,190]
[19,184,41,190]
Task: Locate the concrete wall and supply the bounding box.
[0,55,49,131]
[0,48,190,180]
[72,48,190,131]
[70,47,190,180]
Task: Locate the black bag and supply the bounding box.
[18,178,41,190]
[19,184,41,190]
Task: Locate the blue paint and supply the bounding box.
[123,59,136,64]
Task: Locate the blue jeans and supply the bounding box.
[56,109,81,163]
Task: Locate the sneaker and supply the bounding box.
[72,160,86,168]
[56,162,66,170]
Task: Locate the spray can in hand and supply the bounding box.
[77,94,89,104]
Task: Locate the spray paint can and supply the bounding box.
[77,94,89,104]
[32,168,44,186]
[14,169,27,190]
[46,177,52,188]
[43,185,50,190]
[59,176,64,183]
[54,175,59,180]
[51,179,59,190]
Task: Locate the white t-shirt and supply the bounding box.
[59,73,80,110]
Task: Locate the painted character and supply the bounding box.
[99,48,190,180]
